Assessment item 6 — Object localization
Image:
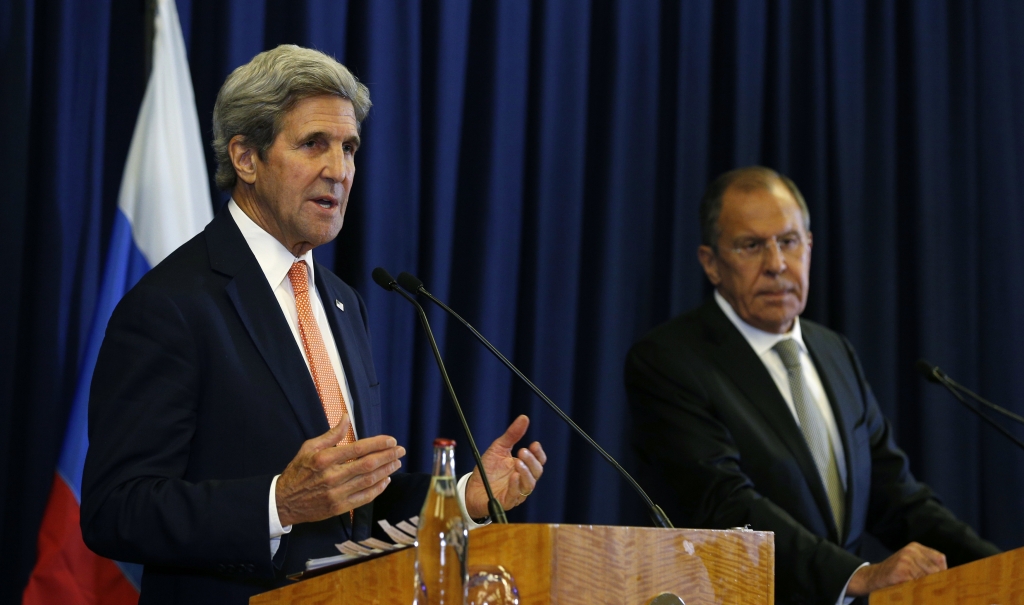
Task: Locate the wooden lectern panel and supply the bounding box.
[251,524,774,605]
[869,546,1024,605]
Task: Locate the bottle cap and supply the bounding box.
[433,438,456,447]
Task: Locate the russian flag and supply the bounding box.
[22,0,212,602]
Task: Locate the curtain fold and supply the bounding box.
[5,1,1024,600]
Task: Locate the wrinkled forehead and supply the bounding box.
[719,181,807,237]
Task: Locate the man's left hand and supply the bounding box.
[464,415,546,519]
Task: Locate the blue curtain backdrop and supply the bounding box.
[3,0,1024,600]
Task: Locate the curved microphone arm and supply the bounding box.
[372,268,507,523]
[917,360,1024,451]
[396,271,674,529]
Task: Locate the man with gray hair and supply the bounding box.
[626,166,998,605]
[82,45,546,604]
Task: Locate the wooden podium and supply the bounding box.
[250,524,774,605]
[869,547,1024,604]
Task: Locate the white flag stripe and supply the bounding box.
[117,0,211,267]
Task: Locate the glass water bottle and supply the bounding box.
[413,438,468,605]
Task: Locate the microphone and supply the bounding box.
[916,359,1024,452]
[371,268,507,523]
[916,360,1024,425]
[395,271,675,529]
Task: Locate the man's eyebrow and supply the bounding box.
[734,229,801,241]
[295,130,360,149]
[297,130,328,142]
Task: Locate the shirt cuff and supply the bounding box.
[457,472,491,530]
[269,474,293,558]
[837,562,870,605]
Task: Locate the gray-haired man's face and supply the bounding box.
[236,95,361,257]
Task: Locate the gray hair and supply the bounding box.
[698,166,810,249]
[212,45,372,190]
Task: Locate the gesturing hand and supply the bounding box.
[464,415,547,519]
[275,416,406,527]
[847,541,947,597]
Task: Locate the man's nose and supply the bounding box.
[763,239,787,273]
[322,146,352,183]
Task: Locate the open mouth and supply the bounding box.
[311,196,338,210]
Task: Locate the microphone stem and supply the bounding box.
[943,378,1024,425]
[390,286,508,523]
[418,288,673,528]
[932,372,1024,452]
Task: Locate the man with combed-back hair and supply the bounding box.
[81,45,546,604]
[626,166,998,605]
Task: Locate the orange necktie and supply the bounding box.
[287,262,356,444]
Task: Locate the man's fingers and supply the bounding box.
[528,441,547,465]
[517,447,544,480]
[330,475,393,516]
[313,434,403,468]
[908,543,946,575]
[305,415,353,452]
[317,444,405,484]
[334,455,403,493]
[277,434,406,526]
[516,460,537,494]
[490,415,530,451]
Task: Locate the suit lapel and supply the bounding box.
[698,301,839,539]
[206,210,329,439]
[802,325,858,542]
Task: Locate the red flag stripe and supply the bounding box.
[22,475,138,605]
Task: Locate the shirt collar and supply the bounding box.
[714,289,807,357]
[228,199,314,290]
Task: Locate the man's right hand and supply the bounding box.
[847,542,947,597]
[274,416,406,527]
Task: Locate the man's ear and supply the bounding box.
[697,245,721,286]
[228,135,258,185]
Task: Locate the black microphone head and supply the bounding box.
[916,359,942,383]
[397,271,424,293]
[371,267,396,291]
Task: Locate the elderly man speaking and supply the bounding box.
[81,45,546,604]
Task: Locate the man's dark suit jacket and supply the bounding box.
[81,209,429,604]
[625,299,998,605]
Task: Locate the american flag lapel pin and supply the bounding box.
[335,299,344,312]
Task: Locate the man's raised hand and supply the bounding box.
[274,416,405,527]
[464,415,547,519]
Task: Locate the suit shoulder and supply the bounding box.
[626,303,721,376]
[113,231,219,320]
[632,303,715,351]
[133,231,211,290]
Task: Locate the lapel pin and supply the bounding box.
[335,299,344,312]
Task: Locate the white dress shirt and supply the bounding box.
[714,291,864,605]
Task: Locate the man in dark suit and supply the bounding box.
[625,166,998,605]
[81,45,546,604]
